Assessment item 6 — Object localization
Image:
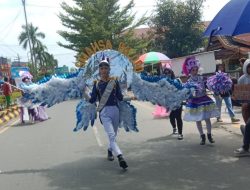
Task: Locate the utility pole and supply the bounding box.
[21,0,35,73]
[14,54,21,66]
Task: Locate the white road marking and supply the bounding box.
[92,125,104,147]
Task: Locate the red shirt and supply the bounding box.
[1,83,12,96]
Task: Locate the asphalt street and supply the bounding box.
[0,100,249,190]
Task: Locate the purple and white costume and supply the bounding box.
[184,75,219,122]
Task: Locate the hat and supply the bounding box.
[182,56,200,76]
[99,54,110,67]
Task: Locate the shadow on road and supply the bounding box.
[1,133,250,190]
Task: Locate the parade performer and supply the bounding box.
[21,50,195,169]
[162,65,183,139]
[234,59,250,156]
[18,76,37,123]
[207,64,240,123]
[18,72,49,123]
[182,56,219,145]
[88,57,129,169]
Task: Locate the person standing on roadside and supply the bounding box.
[1,77,12,108]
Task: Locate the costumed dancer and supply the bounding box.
[36,106,49,121]
[182,56,219,145]
[234,59,250,156]
[19,76,37,123]
[18,73,49,123]
[162,64,183,140]
[88,57,128,169]
[213,64,240,123]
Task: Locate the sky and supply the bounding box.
[0,0,230,68]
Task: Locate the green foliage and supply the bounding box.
[18,23,58,80]
[151,0,206,58]
[58,0,150,59]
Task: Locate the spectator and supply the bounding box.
[234,59,250,156]
[239,57,247,77]
[213,64,240,123]
[163,66,183,140]
[1,77,12,108]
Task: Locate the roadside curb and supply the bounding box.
[0,106,20,126]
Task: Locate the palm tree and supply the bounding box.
[18,23,45,76]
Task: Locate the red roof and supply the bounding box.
[234,33,250,45]
[133,27,154,38]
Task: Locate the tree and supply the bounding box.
[19,23,45,76]
[19,23,58,79]
[58,0,149,63]
[151,0,206,58]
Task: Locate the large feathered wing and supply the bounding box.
[74,100,96,132]
[131,73,192,110]
[118,101,138,132]
[24,75,86,107]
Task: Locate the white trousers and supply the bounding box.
[100,106,122,156]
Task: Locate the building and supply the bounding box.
[0,57,11,79]
[11,61,28,67]
[206,34,250,78]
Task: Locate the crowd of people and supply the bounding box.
[82,55,250,170]
[1,55,249,170]
[146,57,250,155]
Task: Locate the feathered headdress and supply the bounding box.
[182,56,200,76]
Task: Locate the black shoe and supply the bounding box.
[118,155,128,169]
[207,133,215,143]
[107,150,114,161]
[172,128,178,135]
[178,134,183,140]
[200,134,206,145]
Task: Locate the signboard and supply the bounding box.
[233,84,250,102]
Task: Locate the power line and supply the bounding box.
[0,43,61,47]
[0,8,21,33]
[0,8,22,41]
[26,3,156,9]
[26,3,59,8]
[0,46,18,57]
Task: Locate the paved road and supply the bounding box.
[0,100,249,190]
